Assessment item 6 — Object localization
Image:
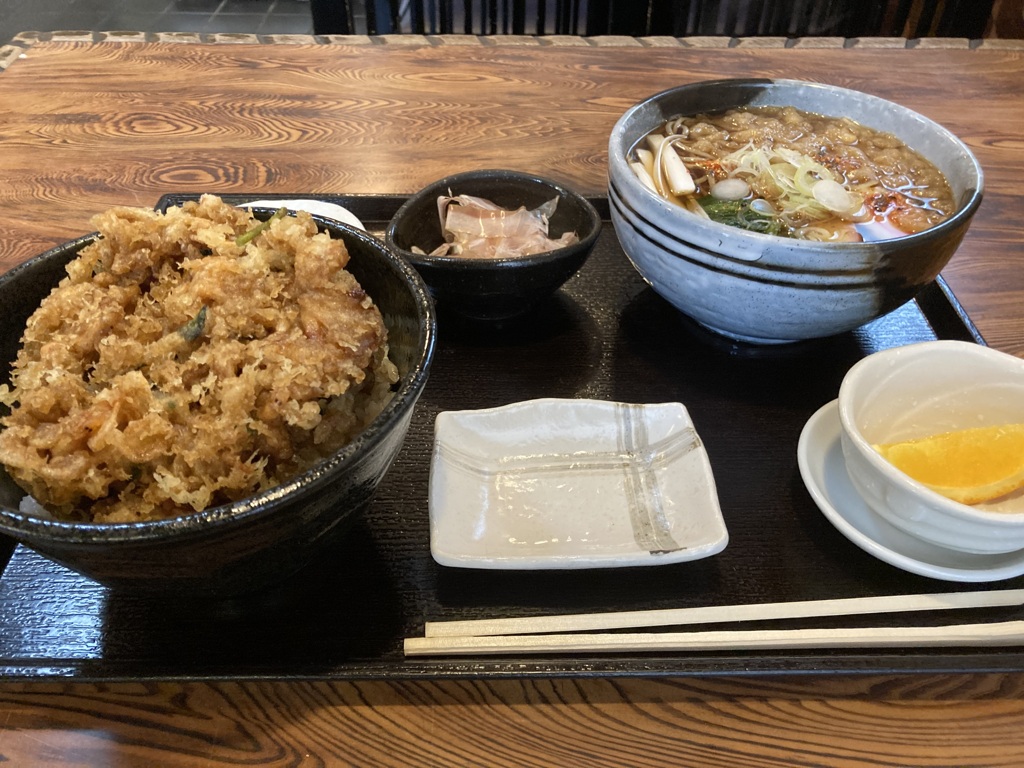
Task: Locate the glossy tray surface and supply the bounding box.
[0,194,1018,681]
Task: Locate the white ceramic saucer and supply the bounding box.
[797,400,1024,583]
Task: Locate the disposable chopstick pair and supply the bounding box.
[404,620,1024,656]
[403,588,1024,657]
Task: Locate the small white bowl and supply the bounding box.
[428,398,728,569]
[837,340,1024,555]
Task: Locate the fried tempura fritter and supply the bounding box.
[0,195,397,522]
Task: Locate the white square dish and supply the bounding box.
[429,398,728,569]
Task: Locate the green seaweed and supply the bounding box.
[697,196,785,237]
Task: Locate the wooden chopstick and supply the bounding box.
[404,620,1024,657]
[424,589,1024,638]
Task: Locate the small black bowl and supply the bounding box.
[0,213,436,596]
[385,169,601,321]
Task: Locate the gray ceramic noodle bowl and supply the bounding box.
[607,78,984,344]
[0,214,436,596]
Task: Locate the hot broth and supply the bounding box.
[629,106,955,242]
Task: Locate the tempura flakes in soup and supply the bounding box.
[0,195,398,523]
[630,105,957,242]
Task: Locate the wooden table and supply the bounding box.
[1,32,1024,766]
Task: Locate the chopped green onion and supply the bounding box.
[235,207,287,247]
[179,305,208,342]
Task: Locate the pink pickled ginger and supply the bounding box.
[426,194,579,259]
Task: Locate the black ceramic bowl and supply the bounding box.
[385,169,601,321]
[0,213,436,596]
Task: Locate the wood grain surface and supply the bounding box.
[2,38,1024,765]
[3,675,1024,766]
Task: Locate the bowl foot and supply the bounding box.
[695,319,802,346]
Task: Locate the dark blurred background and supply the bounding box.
[1,0,1021,47]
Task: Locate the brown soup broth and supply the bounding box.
[631,106,955,241]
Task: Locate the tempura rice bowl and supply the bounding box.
[0,209,435,595]
[608,78,984,344]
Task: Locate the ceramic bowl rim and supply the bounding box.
[0,214,437,542]
[608,77,985,253]
[837,340,1024,525]
[385,168,603,271]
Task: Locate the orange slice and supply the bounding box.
[874,423,1024,506]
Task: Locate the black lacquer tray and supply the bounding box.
[1,193,1019,682]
